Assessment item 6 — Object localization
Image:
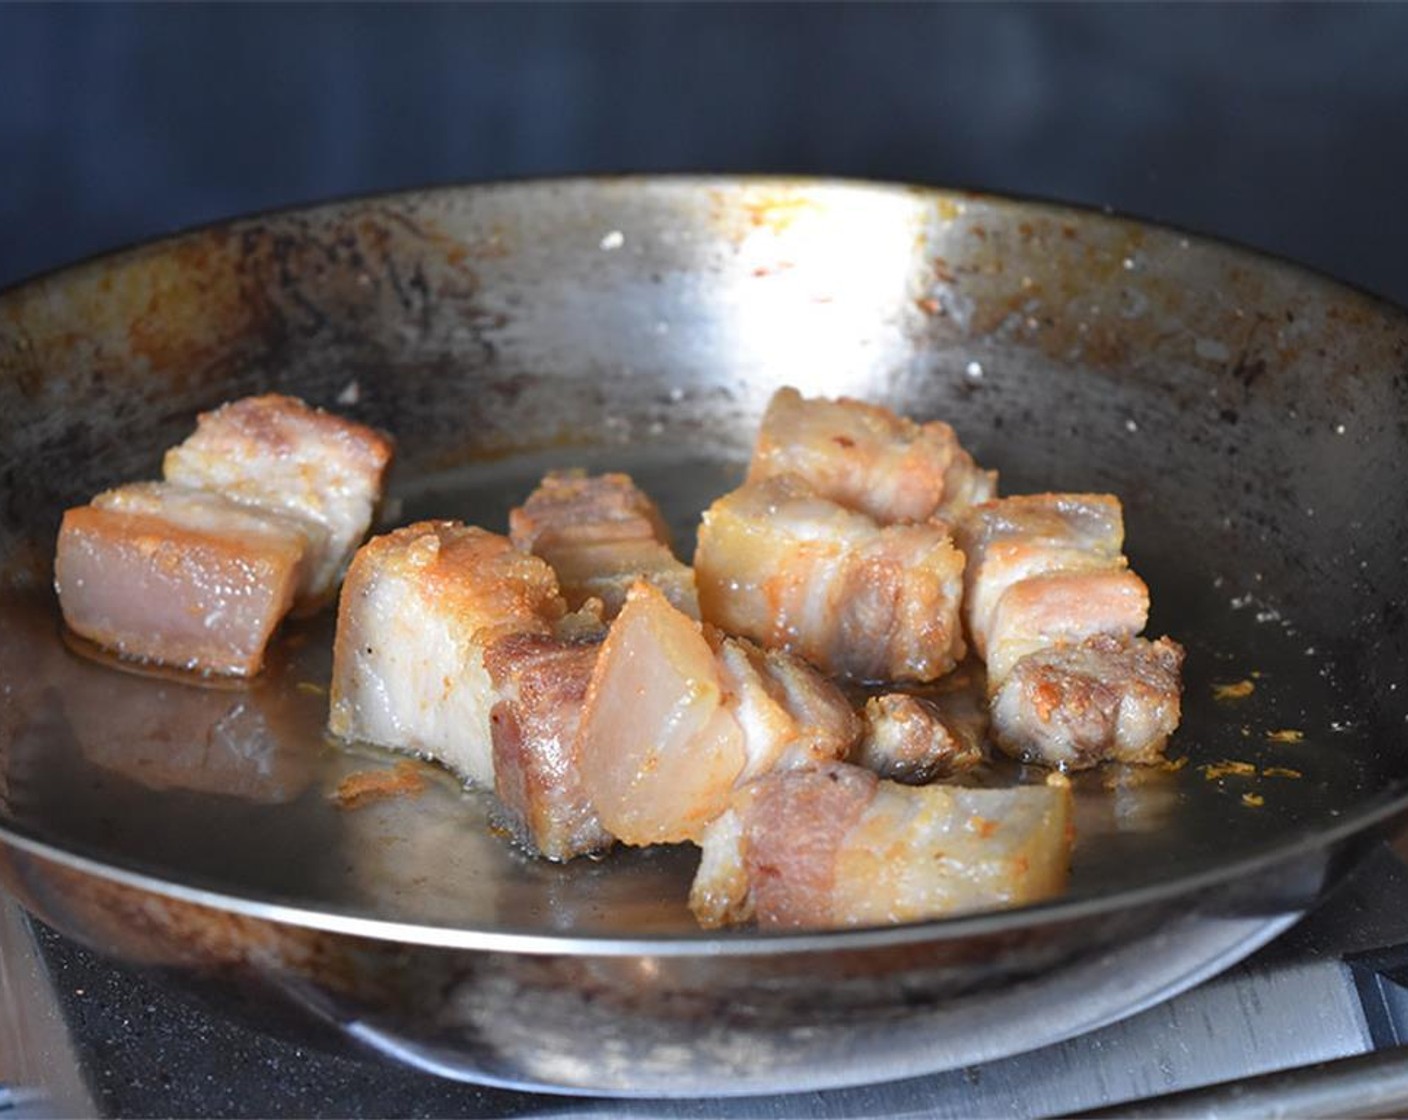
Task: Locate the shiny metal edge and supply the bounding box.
[1078,1043,1408,1119]
[0,781,1390,956]
[0,803,1375,956]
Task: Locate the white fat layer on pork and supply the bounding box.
[688,806,752,929]
[955,493,1127,663]
[54,497,303,677]
[831,781,1070,926]
[510,470,698,620]
[711,634,859,781]
[329,563,497,785]
[576,582,744,845]
[984,568,1149,689]
[327,522,564,790]
[93,481,328,605]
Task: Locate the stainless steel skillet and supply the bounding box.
[0,176,1406,1096]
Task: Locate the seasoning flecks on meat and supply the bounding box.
[164,393,393,613]
[992,634,1185,768]
[746,386,997,525]
[956,493,1183,768]
[576,581,859,847]
[694,474,966,683]
[509,470,698,620]
[54,485,307,677]
[689,762,1072,930]
[327,522,566,788]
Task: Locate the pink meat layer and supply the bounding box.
[55,504,301,677]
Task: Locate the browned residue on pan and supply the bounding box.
[333,760,429,810]
[1213,679,1256,701]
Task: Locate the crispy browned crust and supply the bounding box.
[185,393,393,476]
[856,693,985,784]
[338,520,566,641]
[994,634,1185,768]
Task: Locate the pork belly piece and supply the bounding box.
[54,485,308,677]
[485,628,614,861]
[690,762,1072,930]
[746,386,997,524]
[955,493,1183,768]
[510,469,672,548]
[164,393,393,612]
[984,569,1149,689]
[855,690,986,785]
[715,633,864,778]
[576,581,859,846]
[954,493,1129,664]
[991,634,1185,769]
[327,521,566,787]
[509,470,698,619]
[694,474,966,683]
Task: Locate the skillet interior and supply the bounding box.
[1,176,1407,947]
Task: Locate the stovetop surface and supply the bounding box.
[9,840,1408,1119]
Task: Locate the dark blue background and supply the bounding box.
[4,3,1407,303]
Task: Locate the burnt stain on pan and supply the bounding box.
[0,200,515,562]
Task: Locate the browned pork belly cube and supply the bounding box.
[164,393,392,612]
[509,470,698,619]
[955,493,1183,768]
[690,762,1072,930]
[328,522,566,788]
[991,634,1185,769]
[694,474,966,683]
[746,386,997,524]
[54,488,305,677]
[576,582,859,847]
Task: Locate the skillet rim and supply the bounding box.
[3,171,1408,318]
[2,172,1407,957]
